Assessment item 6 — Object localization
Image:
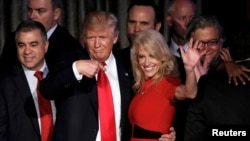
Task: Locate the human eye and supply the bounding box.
[99,36,106,41]
[17,43,25,48]
[207,40,219,46]
[141,22,148,26]
[149,54,156,59]
[128,20,136,25]
[87,36,95,41]
[37,8,46,14]
[138,54,145,59]
[30,42,38,47]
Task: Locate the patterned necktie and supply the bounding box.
[34,71,53,141]
[97,62,117,141]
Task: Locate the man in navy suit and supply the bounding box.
[0,0,83,73]
[40,10,176,141]
[40,11,134,141]
[0,20,56,141]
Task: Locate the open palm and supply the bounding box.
[179,38,207,71]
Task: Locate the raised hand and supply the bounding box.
[179,38,207,72]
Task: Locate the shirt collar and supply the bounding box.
[169,38,189,57]
[22,61,49,78]
[105,52,115,67]
[47,24,58,39]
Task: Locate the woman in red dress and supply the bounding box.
[128,29,205,141]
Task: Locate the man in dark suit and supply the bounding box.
[165,1,197,140]
[0,0,83,73]
[116,0,162,78]
[40,11,134,141]
[184,58,250,141]
[0,20,56,141]
[39,9,176,141]
[166,0,197,82]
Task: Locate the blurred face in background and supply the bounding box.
[27,0,61,31]
[166,0,195,43]
[127,5,161,42]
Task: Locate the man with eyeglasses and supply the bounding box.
[185,15,226,80]
[185,15,250,83]
[184,18,250,141]
[199,39,220,48]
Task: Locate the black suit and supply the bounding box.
[0,25,84,73]
[40,52,134,141]
[168,41,188,141]
[116,46,133,80]
[0,64,41,141]
[184,64,250,141]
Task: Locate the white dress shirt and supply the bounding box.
[22,61,56,133]
[73,53,122,141]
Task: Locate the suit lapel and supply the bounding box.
[114,55,133,127]
[12,65,41,137]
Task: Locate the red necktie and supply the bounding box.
[97,62,117,141]
[34,71,53,141]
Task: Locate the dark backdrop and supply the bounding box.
[0,0,249,55]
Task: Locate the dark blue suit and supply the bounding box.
[0,65,41,141]
[40,52,134,141]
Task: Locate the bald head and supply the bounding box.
[166,0,196,45]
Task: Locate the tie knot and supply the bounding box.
[34,71,43,81]
[100,62,106,67]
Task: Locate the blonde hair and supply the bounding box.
[131,29,178,92]
[81,11,118,37]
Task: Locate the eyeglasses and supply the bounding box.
[200,39,220,47]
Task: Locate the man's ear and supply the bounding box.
[166,15,173,27]
[45,41,49,53]
[53,8,62,21]
[113,31,119,44]
[155,22,162,31]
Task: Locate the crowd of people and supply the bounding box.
[0,0,250,141]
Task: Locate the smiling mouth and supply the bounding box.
[144,66,154,71]
[23,56,34,61]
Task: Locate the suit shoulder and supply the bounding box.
[51,26,81,44]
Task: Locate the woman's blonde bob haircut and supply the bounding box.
[131,29,178,92]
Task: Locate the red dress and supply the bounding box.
[128,75,181,141]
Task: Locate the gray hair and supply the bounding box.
[185,15,225,42]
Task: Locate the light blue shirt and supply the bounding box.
[169,38,189,58]
[47,24,58,39]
